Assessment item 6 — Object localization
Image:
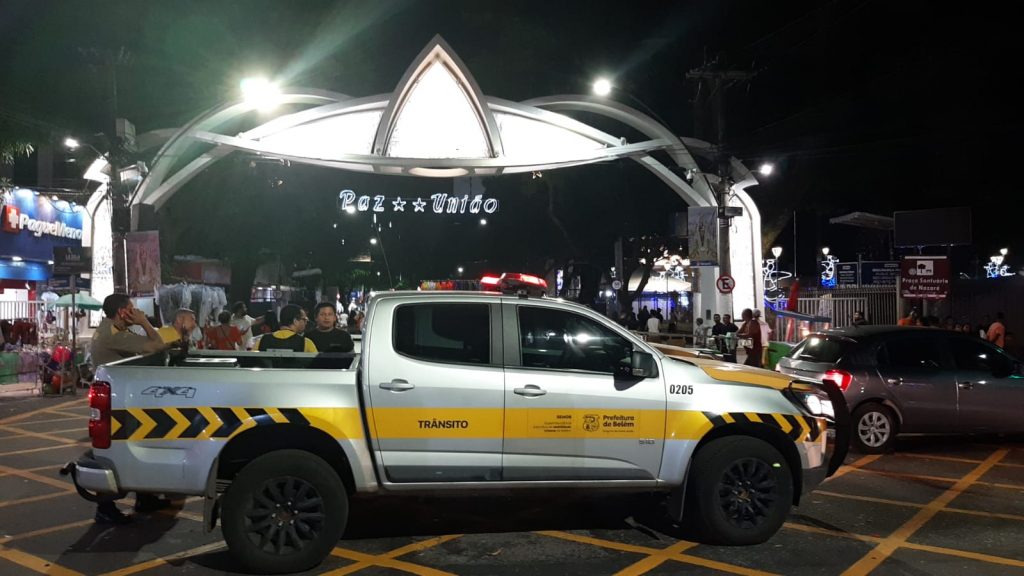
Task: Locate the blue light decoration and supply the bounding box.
[762,257,793,307]
[984,254,1013,278]
[820,255,838,288]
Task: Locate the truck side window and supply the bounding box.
[393,303,490,365]
[518,306,632,374]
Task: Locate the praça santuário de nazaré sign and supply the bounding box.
[1,188,85,261]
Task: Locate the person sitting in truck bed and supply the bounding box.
[305,302,354,353]
[252,304,318,352]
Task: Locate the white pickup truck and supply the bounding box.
[69,287,846,573]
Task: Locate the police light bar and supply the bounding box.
[479,273,547,296]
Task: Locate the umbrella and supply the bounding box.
[54,292,104,311]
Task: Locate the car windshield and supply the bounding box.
[788,335,852,364]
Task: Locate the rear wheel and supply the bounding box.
[222,450,347,574]
[685,436,793,545]
[851,403,897,454]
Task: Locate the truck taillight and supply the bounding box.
[823,369,853,392]
[89,381,112,449]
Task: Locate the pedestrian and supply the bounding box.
[652,308,664,322]
[230,302,265,350]
[898,309,921,326]
[260,308,280,335]
[722,314,739,333]
[157,308,199,350]
[252,304,317,352]
[852,310,869,326]
[753,309,772,365]
[638,306,650,326]
[737,308,763,368]
[987,312,1006,348]
[646,311,660,334]
[305,302,355,352]
[205,311,243,350]
[89,294,173,524]
[978,315,992,339]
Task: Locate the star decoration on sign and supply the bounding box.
[392,197,407,212]
[412,197,426,212]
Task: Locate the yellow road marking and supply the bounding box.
[845,466,1024,490]
[538,530,778,576]
[899,452,983,465]
[0,425,78,445]
[43,409,91,420]
[0,543,82,576]
[98,541,228,576]
[0,520,94,544]
[0,399,85,426]
[901,541,1024,568]
[815,489,1024,522]
[0,490,75,510]
[8,415,87,426]
[784,521,883,543]
[840,449,1009,576]
[0,463,74,492]
[327,534,462,576]
[614,540,698,576]
[826,454,882,479]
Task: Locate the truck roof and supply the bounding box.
[369,290,599,313]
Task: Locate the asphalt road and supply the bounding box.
[1,394,1022,576]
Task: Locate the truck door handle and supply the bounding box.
[379,379,415,391]
[958,381,974,390]
[514,385,547,397]
[886,378,903,386]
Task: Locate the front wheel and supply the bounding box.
[851,403,897,454]
[221,450,347,574]
[685,436,793,545]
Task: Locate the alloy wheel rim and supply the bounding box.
[858,411,891,447]
[244,476,325,555]
[716,457,778,528]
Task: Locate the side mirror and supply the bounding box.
[627,350,659,379]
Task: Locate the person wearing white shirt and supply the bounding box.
[646,315,660,334]
[230,301,265,350]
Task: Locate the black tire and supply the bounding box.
[851,403,898,454]
[221,450,347,574]
[685,436,794,545]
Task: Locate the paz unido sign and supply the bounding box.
[338,189,499,215]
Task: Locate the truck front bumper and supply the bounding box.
[62,451,125,501]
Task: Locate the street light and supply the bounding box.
[1000,247,1008,256]
[457,266,464,274]
[369,237,378,245]
[592,78,612,97]
[64,137,80,150]
[821,247,830,257]
[240,77,281,111]
[479,218,487,226]
[758,163,775,177]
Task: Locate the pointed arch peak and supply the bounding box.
[373,36,503,159]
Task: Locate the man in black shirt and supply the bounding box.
[306,302,355,353]
[711,314,727,336]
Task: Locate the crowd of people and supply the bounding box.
[898,309,1009,349]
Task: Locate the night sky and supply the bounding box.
[1,1,1020,282]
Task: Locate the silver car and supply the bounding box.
[777,326,1024,453]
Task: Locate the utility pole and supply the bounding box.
[687,56,755,312]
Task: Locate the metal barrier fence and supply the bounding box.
[796,286,898,327]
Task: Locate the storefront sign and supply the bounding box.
[338,189,499,215]
[52,246,92,275]
[861,261,899,286]
[900,256,950,299]
[0,188,84,262]
[836,263,859,286]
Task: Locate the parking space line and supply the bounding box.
[901,541,1024,568]
[98,541,228,576]
[43,409,90,419]
[783,521,882,544]
[829,454,882,479]
[538,531,778,576]
[613,540,698,576]
[0,520,95,545]
[815,489,1024,523]
[840,448,1009,576]
[328,534,462,576]
[850,467,1024,491]
[0,424,80,445]
[899,453,983,465]
[0,543,82,576]
[0,490,75,509]
[0,399,85,426]
[665,553,780,576]
[0,442,84,458]
[0,463,75,492]
[997,461,1024,469]
[10,415,88,426]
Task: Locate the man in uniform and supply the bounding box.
[90,293,173,523]
[305,302,354,352]
[252,304,318,352]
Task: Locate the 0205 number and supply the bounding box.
[669,384,694,395]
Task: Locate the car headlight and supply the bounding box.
[786,382,834,420]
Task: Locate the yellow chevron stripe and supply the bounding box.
[744,412,762,423]
[196,406,222,440]
[231,407,257,437]
[126,408,157,441]
[165,408,191,440]
[298,408,364,439]
[721,413,736,424]
[110,413,122,437]
[265,408,290,424]
[771,413,794,434]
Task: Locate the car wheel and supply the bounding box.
[851,403,898,454]
[686,436,793,545]
[222,449,347,574]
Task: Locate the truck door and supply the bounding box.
[366,299,504,483]
[502,302,665,482]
